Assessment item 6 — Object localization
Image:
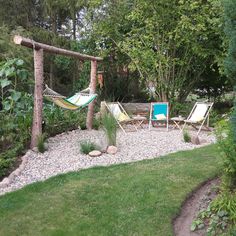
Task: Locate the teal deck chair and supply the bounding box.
[149,102,169,131]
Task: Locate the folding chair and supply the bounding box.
[104,102,145,133]
[149,102,169,131]
[182,102,214,135]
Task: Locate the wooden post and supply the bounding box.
[86,60,97,130]
[31,49,44,148]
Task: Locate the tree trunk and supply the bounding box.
[86,60,97,130]
[49,56,54,89]
[31,49,44,148]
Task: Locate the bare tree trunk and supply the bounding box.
[86,60,97,130]
[31,49,44,148]
[49,57,54,89]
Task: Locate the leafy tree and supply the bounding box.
[117,0,224,102]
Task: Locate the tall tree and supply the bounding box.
[89,0,224,102]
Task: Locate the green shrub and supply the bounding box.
[36,134,46,153]
[211,191,236,223]
[183,129,191,143]
[216,119,236,190]
[101,113,117,146]
[0,142,24,177]
[80,140,100,154]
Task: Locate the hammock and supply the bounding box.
[43,85,97,110]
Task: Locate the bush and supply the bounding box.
[0,142,24,177]
[80,140,100,154]
[211,191,236,223]
[183,129,191,143]
[101,113,117,146]
[216,119,236,190]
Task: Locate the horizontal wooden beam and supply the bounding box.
[13,35,103,61]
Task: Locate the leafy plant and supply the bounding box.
[36,134,46,153]
[80,140,100,154]
[215,119,236,190]
[183,129,191,143]
[191,192,236,235]
[101,113,117,146]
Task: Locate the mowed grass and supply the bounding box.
[0,145,222,236]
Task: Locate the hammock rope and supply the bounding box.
[43,85,97,110]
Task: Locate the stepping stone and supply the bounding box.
[89,150,102,157]
[107,146,118,155]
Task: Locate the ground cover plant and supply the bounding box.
[0,145,221,236]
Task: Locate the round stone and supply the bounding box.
[88,150,102,157]
[107,146,118,155]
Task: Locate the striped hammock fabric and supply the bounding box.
[43,86,97,110]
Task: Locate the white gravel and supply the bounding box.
[0,127,216,196]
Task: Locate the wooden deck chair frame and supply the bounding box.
[104,102,138,134]
[182,102,214,136]
[149,102,169,131]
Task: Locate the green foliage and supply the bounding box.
[36,134,46,153]
[223,0,236,82]
[0,58,31,113]
[192,190,236,235]
[80,140,100,155]
[211,191,236,222]
[183,129,191,143]
[101,113,117,146]
[216,120,236,190]
[0,142,24,177]
[105,0,224,102]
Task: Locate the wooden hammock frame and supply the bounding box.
[14,35,103,148]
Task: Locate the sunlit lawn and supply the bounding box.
[0,144,222,236]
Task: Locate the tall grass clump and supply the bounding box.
[101,113,117,146]
[183,129,191,143]
[36,133,46,153]
[80,140,100,154]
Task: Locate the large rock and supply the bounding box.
[107,146,118,155]
[89,150,102,157]
[191,135,200,145]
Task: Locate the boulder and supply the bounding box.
[107,146,118,155]
[89,150,102,157]
[191,135,200,145]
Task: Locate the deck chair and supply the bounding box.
[182,102,214,135]
[149,102,169,131]
[104,102,138,133]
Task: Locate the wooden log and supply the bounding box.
[31,49,44,148]
[121,103,151,115]
[14,35,103,62]
[86,60,97,130]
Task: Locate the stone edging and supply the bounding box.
[0,151,31,188]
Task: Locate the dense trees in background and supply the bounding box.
[89,0,232,102]
[0,0,233,102]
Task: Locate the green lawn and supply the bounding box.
[0,145,222,236]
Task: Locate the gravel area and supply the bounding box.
[0,127,216,196]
